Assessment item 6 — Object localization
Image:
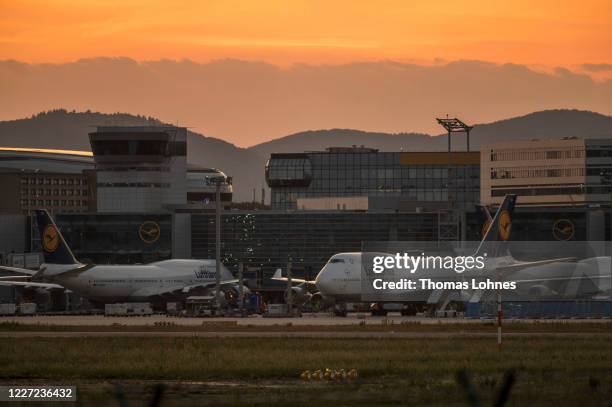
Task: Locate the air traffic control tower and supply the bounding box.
[89,126,188,213]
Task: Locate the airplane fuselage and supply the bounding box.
[42,259,229,302]
[313,253,611,304]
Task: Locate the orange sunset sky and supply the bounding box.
[1,0,611,146]
[2,0,611,68]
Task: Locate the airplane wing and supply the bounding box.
[180,279,239,293]
[270,268,314,285]
[0,265,37,276]
[0,280,64,289]
[0,266,62,289]
[129,279,240,298]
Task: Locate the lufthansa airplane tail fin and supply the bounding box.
[474,194,517,258]
[475,203,493,239]
[34,209,79,265]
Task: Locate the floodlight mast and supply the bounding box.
[436,117,473,152]
[435,117,473,241]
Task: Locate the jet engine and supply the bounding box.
[284,286,311,305]
[222,285,250,306]
[528,284,557,299]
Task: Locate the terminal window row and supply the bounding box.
[20,177,88,186]
[490,166,585,179]
[308,176,479,189]
[96,182,170,188]
[491,185,612,196]
[21,199,89,206]
[96,166,170,172]
[21,188,88,196]
[308,153,401,166]
[271,189,480,204]
[309,166,479,178]
[490,148,584,162]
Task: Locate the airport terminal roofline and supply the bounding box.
[270,148,480,155]
[172,205,597,215]
[269,149,480,165]
[187,165,227,174]
[480,136,612,149]
[0,147,95,173]
[0,147,93,159]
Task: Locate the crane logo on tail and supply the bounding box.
[498,210,511,241]
[42,224,59,252]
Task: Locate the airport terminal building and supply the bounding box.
[2,129,612,310]
[481,137,612,207]
[0,147,96,215]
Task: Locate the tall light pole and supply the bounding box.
[215,181,221,309]
[210,175,231,311]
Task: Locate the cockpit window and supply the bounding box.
[329,258,345,263]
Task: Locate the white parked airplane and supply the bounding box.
[0,210,243,305]
[273,195,599,314]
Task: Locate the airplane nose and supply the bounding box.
[315,267,332,292]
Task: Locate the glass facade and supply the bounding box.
[265,154,312,187]
[192,211,439,284]
[266,149,480,210]
[190,207,592,286]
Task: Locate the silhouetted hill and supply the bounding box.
[469,109,612,147]
[250,109,612,157]
[0,109,164,151]
[249,129,438,155]
[2,109,612,202]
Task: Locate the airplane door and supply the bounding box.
[339,262,352,292]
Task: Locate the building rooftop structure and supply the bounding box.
[266,149,480,212]
[0,148,96,214]
[89,125,188,213]
[0,147,93,174]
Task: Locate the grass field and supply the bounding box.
[1,337,611,406]
[2,320,612,333]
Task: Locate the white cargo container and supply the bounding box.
[128,303,153,316]
[105,303,153,316]
[7,253,42,270]
[0,303,16,315]
[18,303,37,315]
[264,303,297,317]
[24,253,42,269]
[105,303,127,316]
